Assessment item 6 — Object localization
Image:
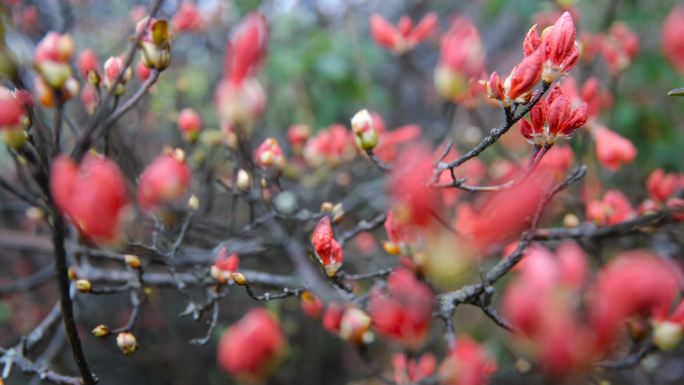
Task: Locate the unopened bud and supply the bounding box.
[188,194,200,210]
[383,241,400,255]
[331,203,344,223]
[320,202,334,213]
[236,169,251,192]
[232,272,247,286]
[116,332,137,355]
[92,324,111,337]
[351,109,378,151]
[653,320,683,351]
[68,267,78,280]
[563,213,580,228]
[75,279,92,292]
[124,254,141,269]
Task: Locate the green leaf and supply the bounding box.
[667,87,684,97]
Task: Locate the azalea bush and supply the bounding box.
[1,1,684,384]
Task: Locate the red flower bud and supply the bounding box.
[540,12,579,82]
[322,303,344,333]
[590,252,681,349]
[135,61,151,82]
[215,77,266,129]
[137,150,192,212]
[646,168,679,203]
[80,84,98,115]
[592,126,636,171]
[217,308,286,381]
[523,24,541,56]
[339,307,372,345]
[393,353,436,385]
[172,2,204,33]
[369,13,436,54]
[0,86,29,147]
[103,56,132,95]
[255,138,285,171]
[34,32,74,89]
[520,86,586,145]
[300,291,323,319]
[506,49,543,103]
[368,269,434,348]
[211,246,239,284]
[585,189,634,225]
[51,154,131,244]
[387,145,441,228]
[434,16,485,102]
[601,22,639,74]
[663,5,684,74]
[77,49,100,79]
[439,336,497,385]
[177,108,202,142]
[311,216,343,276]
[224,12,268,85]
[287,124,311,148]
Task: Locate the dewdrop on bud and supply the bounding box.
[236,169,251,192]
[188,194,200,210]
[92,324,111,337]
[351,109,378,151]
[124,254,141,268]
[116,332,137,355]
[653,320,683,351]
[232,272,247,286]
[563,213,580,228]
[75,279,92,292]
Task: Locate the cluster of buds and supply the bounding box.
[369,13,437,54]
[215,12,268,132]
[433,16,485,103]
[103,56,132,96]
[524,12,579,83]
[137,17,171,71]
[642,168,684,217]
[302,124,356,167]
[210,246,240,284]
[350,109,378,151]
[51,154,131,245]
[137,148,192,213]
[0,86,30,147]
[519,86,587,146]
[255,138,285,171]
[311,216,344,277]
[33,32,79,105]
[217,308,286,381]
[177,108,202,142]
[367,269,434,348]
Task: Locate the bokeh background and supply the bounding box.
[2,0,684,384]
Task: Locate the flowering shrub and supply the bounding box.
[1,2,684,385]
